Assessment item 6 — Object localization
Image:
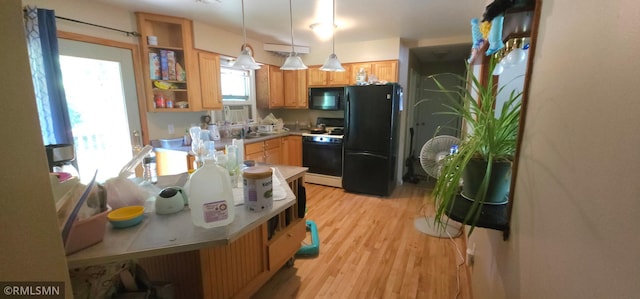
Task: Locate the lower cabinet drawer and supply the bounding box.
[267,219,306,270]
[246,151,264,163]
[264,138,281,150]
[245,142,264,155]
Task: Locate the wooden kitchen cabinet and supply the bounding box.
[307,65,351,87]
[282,135,302,166]
[197,51,222,110]
[200,224,267,299]
[349,60,398,85]
[264,138,282,164]
[267,219,306,270]
[264,146,282,164]
[283,70,308,108]
[244,137,282,164]
[202,191,305,298]
[245,141,265,162]
[137,168,307,299]
[256,65,307,109]
[328,65,351,86]
[307,66,327,86]
[256,65,284,109]
[136,12,202,112]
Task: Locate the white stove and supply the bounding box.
[302,118,345,188]
[302,127,344,139]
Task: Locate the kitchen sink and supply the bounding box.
[244,133,265,139]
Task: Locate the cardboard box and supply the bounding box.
[167,51,176,81]
[149,53,160,80]
[160,50,169,80]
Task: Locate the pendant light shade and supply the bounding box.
[320,0,344,72]
[233,0,261,70]
[281,54,308,70]
[320,53,345,72]
[235,47,260,70]
[280,0,307,70]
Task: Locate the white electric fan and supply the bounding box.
[414,135,463,238]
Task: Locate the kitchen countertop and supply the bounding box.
[152,129,309,153]
[66,164,307,268]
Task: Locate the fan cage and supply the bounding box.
[419,135,460,178]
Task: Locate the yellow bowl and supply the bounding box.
[107,206,144,222]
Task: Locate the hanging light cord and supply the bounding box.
[241,0,247,48]
[289,0,295,54]
[331,0,336,54]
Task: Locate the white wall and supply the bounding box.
[193,22,282,66]
[22,0,138,45]
[416,35,470,48]
[1,1,72,297]
[396,40,411,184]
[304,37,401,65]
[470,1,640,298]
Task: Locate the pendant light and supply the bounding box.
[280,0,308,70]
[232,0,261,70]
[319,0,344,72]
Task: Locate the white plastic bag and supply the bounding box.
[103,177,150,209]
[104,145,154,209]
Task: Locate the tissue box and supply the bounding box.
[65,207,111,255]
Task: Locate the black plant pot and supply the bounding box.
[461,159,512,204]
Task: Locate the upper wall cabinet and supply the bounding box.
[256,66,307,109]
[307,65,351,87]
[283,70,308,108]
[256,65,284,109]
[349,60,398,85]
[197,51,222,110]
[136,12,201,112]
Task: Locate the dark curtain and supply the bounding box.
[37,8,73,145]
[24,6,73,145]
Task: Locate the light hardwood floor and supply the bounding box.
[252,182,471,299]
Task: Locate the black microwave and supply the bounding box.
[308,87,344,110]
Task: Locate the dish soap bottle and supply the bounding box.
[187,159,235,228]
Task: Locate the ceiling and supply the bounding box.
[94,0,488,63]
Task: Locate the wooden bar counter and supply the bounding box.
[67,165,307,299]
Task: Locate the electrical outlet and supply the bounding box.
[466,248,475,266]
[466,243,476,267]
[168,124,175,135]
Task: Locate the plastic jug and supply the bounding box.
[186,160,235,228]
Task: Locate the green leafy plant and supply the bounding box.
[429,56,522,236]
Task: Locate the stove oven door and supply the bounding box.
[302,139,343,177]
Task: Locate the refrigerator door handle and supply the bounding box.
[347,151,388,160]
[345,91,350,140]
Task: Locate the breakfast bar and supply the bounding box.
[67,165,307,299]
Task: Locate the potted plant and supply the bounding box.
[429,56,522,236]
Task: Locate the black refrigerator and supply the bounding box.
[343,84,402,196]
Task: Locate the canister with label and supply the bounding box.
[242,166,273,212]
